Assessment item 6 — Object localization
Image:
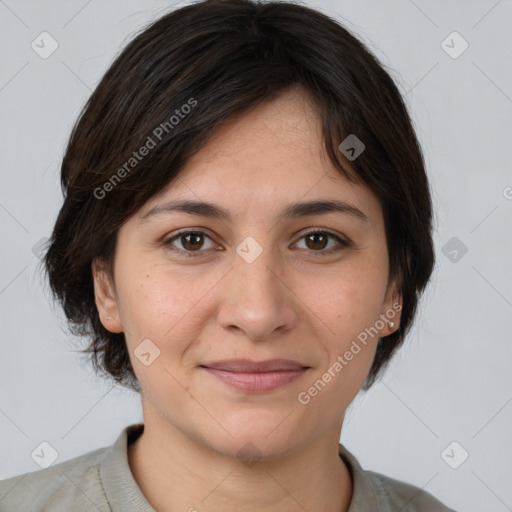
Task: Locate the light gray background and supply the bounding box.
[1,1,511,511]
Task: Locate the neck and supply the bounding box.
[127,417,353,512]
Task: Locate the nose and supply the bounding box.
[216,241,299,341]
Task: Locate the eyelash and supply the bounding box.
[162,228,350,258]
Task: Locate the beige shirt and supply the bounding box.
[0,423,457,511]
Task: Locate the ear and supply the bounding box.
[378,276,403,338]
[91,258,123,333]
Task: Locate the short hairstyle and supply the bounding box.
[44,0,434,394]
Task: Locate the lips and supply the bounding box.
[200,359,309,372]
[199,359,310,392]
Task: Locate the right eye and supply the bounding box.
[163,230,219,257]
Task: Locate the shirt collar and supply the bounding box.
[338,442,388,512]
[100,423,155,511]
[101,423,385,512]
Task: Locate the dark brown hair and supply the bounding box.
[44,0,434,393]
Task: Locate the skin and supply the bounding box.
[93,86,402,512]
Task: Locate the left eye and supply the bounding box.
[163,229,349,257]
[294,230,349,254]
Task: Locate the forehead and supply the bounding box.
[138,87,382,224]
[189,87,325,175]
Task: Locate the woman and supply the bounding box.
[0,0,456,510]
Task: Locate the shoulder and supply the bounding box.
[339,443,458,512]
[365,470,458,511]
[0,445,111,512]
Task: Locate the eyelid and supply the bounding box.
[295,226,350,244]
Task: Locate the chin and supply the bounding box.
[201,413,303,462]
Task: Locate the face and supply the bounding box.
[93,87,401,459]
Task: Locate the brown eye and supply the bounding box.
[294,230,350,255]
[163,230,217,256]
[180,232,205,251]
[163,228,350,258]
[305,232,329,251]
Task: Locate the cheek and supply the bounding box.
[299,284,381,412]
[118,275,177,333]
[116,265,219,353]
[116,259,185,320]
[325,287,381,371]
[296,260,387,390]
[118,270,204,391]
[297,261,387,338]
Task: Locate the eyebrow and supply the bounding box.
[138,198,370,225]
